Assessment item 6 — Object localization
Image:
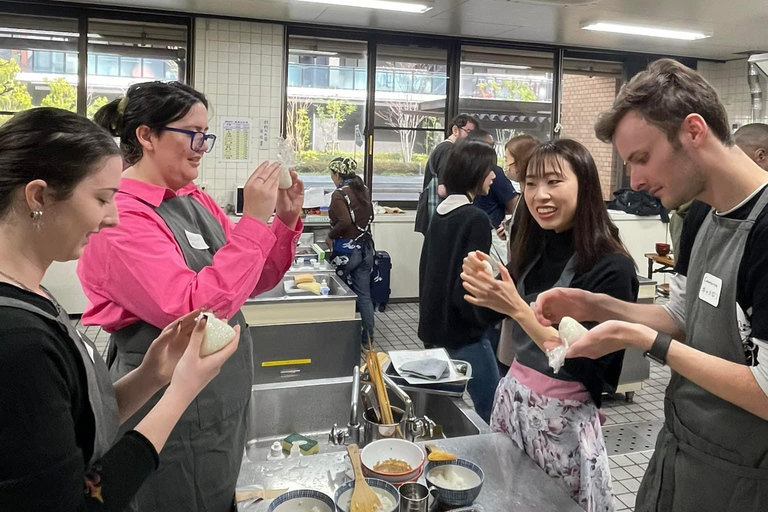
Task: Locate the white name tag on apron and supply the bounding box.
[698,273,722,308]
[185,230,209,250]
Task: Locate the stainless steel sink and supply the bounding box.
[246,274,353,302]
[244,376,489,461]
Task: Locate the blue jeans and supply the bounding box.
[340,239,375,344]
[445,338,501,423]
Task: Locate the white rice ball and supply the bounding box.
[547,317,588,373]
[199,312,236,356]
[558,316,588,346]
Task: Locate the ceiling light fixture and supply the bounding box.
[287,0,434,14]
[581,22,711,41]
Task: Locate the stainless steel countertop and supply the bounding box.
[244,274,357,306]
[236,433,583,511]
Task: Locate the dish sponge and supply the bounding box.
[281,433,319,455]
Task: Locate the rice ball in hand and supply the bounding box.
[278,167,293,189]
[547,316,588,373]
[469,251,494,276]
[199,312,236,356]
[558,316,588,346]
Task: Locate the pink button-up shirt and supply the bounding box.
[78,178,302,332]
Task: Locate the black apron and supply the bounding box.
[636,188,768,511]
[0,295,119,464]
[500,254,578,371]
[108,194,254,512]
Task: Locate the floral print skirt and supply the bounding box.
[490,374,615,512]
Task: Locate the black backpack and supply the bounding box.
[607,189,669,222]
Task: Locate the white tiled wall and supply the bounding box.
[193,18,285,205]
[698,59,768,130]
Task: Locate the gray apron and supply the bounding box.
[109,194,254,512]
[500,253,578,371]
[0,295,119,464]
[636,189,768,512]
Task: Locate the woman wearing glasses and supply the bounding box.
[79,81,304,511]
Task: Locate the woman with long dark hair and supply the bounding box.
[79,81,304,511]
[462,139,638,510]
[418,138,501,422]
[328,157,375,343]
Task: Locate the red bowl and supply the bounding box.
[655,243,670,256]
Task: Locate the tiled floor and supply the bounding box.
[371,302,672,512]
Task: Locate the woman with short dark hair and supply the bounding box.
[418,138,501,422]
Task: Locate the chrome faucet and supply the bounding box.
[382,373,436,441]
[329,365,436,446]
[329,365,361,446]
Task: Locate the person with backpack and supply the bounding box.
[328,157,375,344]
[414,114,479,235]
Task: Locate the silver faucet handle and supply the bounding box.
[415,415,436,439]
[329,423,348,445]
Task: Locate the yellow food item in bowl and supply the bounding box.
[373,458,412,474]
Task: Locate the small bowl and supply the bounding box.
[424,459,484,507]
[360,439,425,483]
[335,478,399,512]
[655,242,671,256]
[267,489,335,512]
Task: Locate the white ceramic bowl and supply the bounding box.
[267,490,335,512]
[334,478,399,512]
[424,459,484,507]
[360,439,425,483]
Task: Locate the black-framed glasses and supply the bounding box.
[161,127,217,153]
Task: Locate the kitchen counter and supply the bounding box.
[236,433,582,511]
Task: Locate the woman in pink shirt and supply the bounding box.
[78,81,303,512]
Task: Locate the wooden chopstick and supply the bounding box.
[366,335,401,437]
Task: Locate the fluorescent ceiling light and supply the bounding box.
[288,0,434,14]
[581,22,711,41]
[462,61,531,70]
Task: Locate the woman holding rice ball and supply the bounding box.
[78,81,304,511]
[0,108,239,511]
[461,139,637,510]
